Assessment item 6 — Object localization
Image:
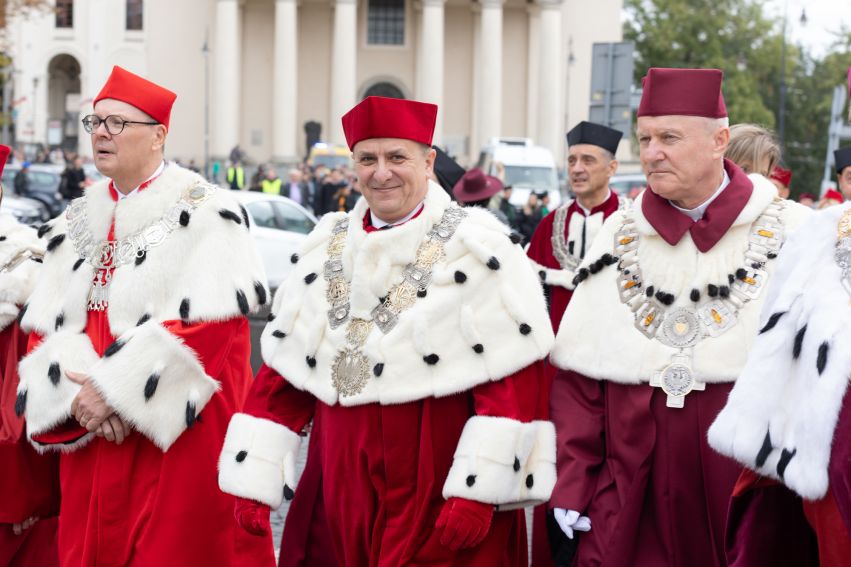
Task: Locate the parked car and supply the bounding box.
[231,191,318,371]
[476,137,562,208]
[609,173,647,199]
[0,193,51,226]
[2,164,67,217]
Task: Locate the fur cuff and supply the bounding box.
[528,259,576,290]
[442,416,556,510]
[17,330,100,450]
[88,322,220,452]
[218,413,301,509]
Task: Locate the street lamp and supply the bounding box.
[778,4,807,153]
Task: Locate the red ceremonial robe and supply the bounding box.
[247,360,545,567]
[17,169,275,567]
[526,191,622,567]
[551,164,759,567]
[0,321,59,567]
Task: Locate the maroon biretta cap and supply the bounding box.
[637,68,727,119]
[342,96,438,150]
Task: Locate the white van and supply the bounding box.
[475,137,562,208]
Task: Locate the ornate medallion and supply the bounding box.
[331,348,371,397]
[659,307,700,348]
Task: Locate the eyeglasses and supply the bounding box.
[81,114,159,135]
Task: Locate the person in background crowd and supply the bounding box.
[538,192,551,217]
[452,167,509,224]
[59,156,87,201]
[818,189,844,209]
[211,160,221,184]
[725,123,780,176]
[799,192,816,208]
[0,143,58,567]
[218,95,556,566]
[250,163,267,192]
[498,185,518,230]
[432,146,466,196]
[227,161,245,190]
[13,162,30,197]
[282,168,309,207]
[834,146,851,201]
[315,168,346,216]
[548,67,810,567]
[260,167,282,195]
[769,166,792,199]
[15,65,275,567]
[518,192,543,242]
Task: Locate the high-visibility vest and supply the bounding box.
[227,166,244,189]
[261,178,282,195]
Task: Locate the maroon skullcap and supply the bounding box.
[342,96,437,150]
[452,168,503,203]
[637,68,727,118]
[94,66,177,129]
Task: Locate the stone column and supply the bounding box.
[525,4,540,143]
[213,0,241,160]
[330,0,357,146]
[273,0,298,163]
[536,0,563,157]
[418,0,445,144]
[477,0,504,149]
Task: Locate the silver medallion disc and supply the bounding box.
[331,348,371,397]
[660,307,700,348]
[659,362,695,398]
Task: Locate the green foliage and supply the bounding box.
[625,0,851,196]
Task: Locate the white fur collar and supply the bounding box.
[20,164,269,337]
[262,182,554,406]
[550,183,811,385]
[0,214,43,331]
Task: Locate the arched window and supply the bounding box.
[126,0,143,30]
[55,0,73,28]
[367,0,404,45]
[363,82,405,100]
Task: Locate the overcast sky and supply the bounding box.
[762,0,851,58]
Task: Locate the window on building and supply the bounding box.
[55,0,73,28]
[126,0,143,30]
[367,0,404,46]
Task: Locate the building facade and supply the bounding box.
[10,0,622,166]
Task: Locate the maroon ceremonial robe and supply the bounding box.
[550,163,790,567]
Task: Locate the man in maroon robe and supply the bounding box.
[218,96,557,566]
[526,122,627,566]
[548,68,810,566]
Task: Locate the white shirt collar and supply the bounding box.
[371,201,425,229]
[114,161,166,201]
[577,189,612,216]
[670,169,730,221]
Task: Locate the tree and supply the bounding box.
[624,0,850,197]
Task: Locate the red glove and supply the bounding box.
[435,497,495,551]
[234,497,271,537]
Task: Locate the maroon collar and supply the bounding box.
[569,190,620,218]
[641,159,753,252]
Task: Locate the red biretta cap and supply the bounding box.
[824,189,844,203]
[637,68,727,118]
[0,145,10,178]
[94,66,177,129]
[342,96,438,150]
[770,166,792,187]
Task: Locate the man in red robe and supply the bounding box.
[15,66,275,566]
[0,143,59,567]
[218,95,557,566]
[525,122,627,566]
[709,203,851,567]
[548,68,811,567]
